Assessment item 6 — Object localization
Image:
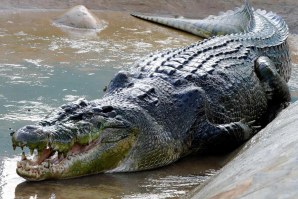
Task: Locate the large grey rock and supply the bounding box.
[188,101,298,199]
[53,5,106,30]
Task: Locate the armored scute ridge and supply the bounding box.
[11,0,291,181]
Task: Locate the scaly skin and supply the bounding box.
[11,1,291,181]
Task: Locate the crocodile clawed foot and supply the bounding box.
[238,119,262,137]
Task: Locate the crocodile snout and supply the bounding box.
[12,125,48,150]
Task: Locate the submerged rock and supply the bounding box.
[53,5,106,30]
[188,101,298,199]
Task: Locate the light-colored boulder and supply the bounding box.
[188,101,298,199]
[53,5,106,30]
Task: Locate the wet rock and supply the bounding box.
[53,5,106,30]
[187,101,298,198]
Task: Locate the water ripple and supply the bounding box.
[123,170,217,199]
[0,100,54,122]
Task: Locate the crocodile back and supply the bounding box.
[104,1,292,158]
[132,1,291,82]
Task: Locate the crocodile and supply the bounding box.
[11,0,291,181]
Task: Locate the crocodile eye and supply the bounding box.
[101,132,129,143]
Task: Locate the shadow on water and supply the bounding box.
[1,7,298,199]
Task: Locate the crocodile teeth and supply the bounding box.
[30,148,34,156]
[25,162,30,171]
[21,152,27,161]
[42,160,50,168]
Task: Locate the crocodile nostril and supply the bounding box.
[102,106,114,113]
[69,113,83,120]
[25,125,39,131]
[78,100,88,107]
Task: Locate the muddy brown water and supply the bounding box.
[0,8,298,199]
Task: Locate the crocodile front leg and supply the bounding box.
[192,119,258,153]
[255,56,291,122]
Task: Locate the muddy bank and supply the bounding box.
[1,0,298,34]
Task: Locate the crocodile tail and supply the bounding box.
[254,8,290,81]
[131,0,255,38]
[255,9,289,42]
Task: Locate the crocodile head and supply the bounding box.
[11,99,139,181]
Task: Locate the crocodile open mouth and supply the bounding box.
[16,139,99,180]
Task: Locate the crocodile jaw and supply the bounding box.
[12,124,137,181]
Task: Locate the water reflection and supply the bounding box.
[1,155,225,199]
